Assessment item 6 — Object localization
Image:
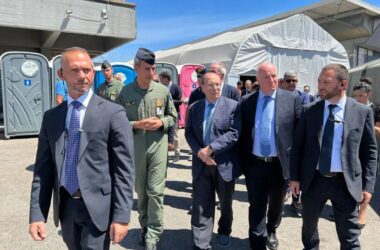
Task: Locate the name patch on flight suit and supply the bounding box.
[125,100,136,106]
[155,98,164,116]
[110,91,116,101]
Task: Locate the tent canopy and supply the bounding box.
[155,14,349,94]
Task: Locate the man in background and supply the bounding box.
[97,60,125,102]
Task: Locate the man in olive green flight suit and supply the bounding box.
[97,60,124,102]
[116,48,177,250]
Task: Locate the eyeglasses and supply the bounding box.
[285,79,298,83]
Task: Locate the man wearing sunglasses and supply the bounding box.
[282,72,311,105]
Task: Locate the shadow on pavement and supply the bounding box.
[164,194,192,211]
[26,164,34,172]
[119,228,249,250]
[166,180,192,194]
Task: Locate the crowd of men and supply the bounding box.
[30,46,379,250]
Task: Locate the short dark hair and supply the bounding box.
[353,81,372,93]
[322,64,348,82]
[101,60,112,70]
[159,71,171,81]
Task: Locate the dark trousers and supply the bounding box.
[302,172,360,250]
[192,165,235,250]
[59,188,110,250]
[245,157,287,250]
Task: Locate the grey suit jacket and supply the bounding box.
[29,94,135,231]
[240,88,302,178]
[290,97,378,202]
[185,96,241,181]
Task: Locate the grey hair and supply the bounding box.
[60,47,93,68]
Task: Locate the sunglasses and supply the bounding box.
[285,79,298,83]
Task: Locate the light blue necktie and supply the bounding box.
[64,101,81,195]
[260,96,273,156]
[204,103,215,145]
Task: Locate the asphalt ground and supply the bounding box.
[1,129,379,249]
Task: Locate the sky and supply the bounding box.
[94,0,380,63]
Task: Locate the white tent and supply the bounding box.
[155,14,349,94]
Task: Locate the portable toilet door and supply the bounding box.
[177,64,204,128]
[50,55,62,107]
[0,52,50,139]
[155,62,179,86]
[93,62,136,94]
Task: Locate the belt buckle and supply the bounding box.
[72,190,82,199]
[264,157,270,163]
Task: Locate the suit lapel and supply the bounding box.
[55,103,68,179]
[314,100,325,147]
[78,95,104,162]
[197,100,206,143]
[248,92,259,136]
[342,98,356,144]
[275,90,283,134]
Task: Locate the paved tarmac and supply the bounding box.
[0,129,379,250]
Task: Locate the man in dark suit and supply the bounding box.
[289,64,378,249]
[240,62,302,250]
[185,71,241,250]
[29,47,135,249]
[159,70,182,161]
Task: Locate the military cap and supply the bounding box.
[101,60,112,70]
[135,48,155,65]
[195,68,206,77]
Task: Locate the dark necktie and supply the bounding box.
[204,103,215,145]
[319,104,337,175]
[260,96,273,156]
[64,101,81,195]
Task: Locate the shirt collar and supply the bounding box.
[205,98,219,106]
[258,89,276,100]
[324,95,346,110]
[67,88,93,108]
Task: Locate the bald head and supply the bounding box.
[256,62,278,95]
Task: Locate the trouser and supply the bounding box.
[192,165,235,249]
[59,188,110,250]
[302,172,360,250]
[173,121,180,156]
[245,156,287,250]
[134,133,168,245]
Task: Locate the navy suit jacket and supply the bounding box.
[240,88,302,179]
[29,94,135,231]
[290,98,378,202]
[185,96,241,181]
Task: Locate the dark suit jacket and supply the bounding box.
[290,97,378,202]
[185,96,241,181]
[240,89,302,178]
[29,94,135,231]
[169,83,182,114]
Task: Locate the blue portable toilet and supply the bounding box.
[93,62,136,93]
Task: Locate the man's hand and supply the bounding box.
[110,222,129,245]
[197,146,213,160]
[289,181,300,197]
[29,221,46,241]
[203,156,217,166]
[361,191,372,204]
[168,143,174,151]
[133,119,149,130]
[145,117,164,131]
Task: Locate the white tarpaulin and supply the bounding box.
[155,14,349,94]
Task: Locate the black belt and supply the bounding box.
[254,155,279,163]
[317,171,343,178]
[60,187,83,200]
